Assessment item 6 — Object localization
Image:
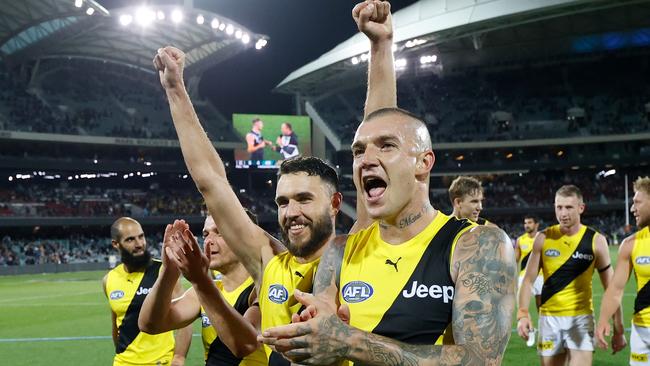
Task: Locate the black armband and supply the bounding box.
[598,264,611,273]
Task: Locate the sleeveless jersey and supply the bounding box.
[631,227,650,326]
[517,233,536,276]
[475,217,490,226]
[249,130,264,161]
[339,212,474,359]
[539,225,597,316]
[105,260,175,366]
[259,251,320,366]
[200,277,266,366]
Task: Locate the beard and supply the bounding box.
[281,210,332,259]
[119,245,151,270]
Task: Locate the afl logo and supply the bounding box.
[201,313,211,327]
[268,284,288,304]
[544,249,560,257]
[342,281,374,303]
[109,290,124,300]
[636,256,650,265]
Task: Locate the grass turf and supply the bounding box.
[0,247,636,365]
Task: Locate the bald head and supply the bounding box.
[111,217,141,242]
[363,107,432,152]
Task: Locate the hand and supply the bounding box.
[517,317,533,341]
[611,328,627,354]
[153,46,185,91]
[171,354,185,366]
[165,226,211,284]
[595,320,610,350]
[161,220,188,278]
[352,0,393,43]
[264,140,273,146]
[276,136,283,145]
[258,289,351,365]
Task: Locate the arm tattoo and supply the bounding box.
[345,226,516,366]
[312,236,347,294]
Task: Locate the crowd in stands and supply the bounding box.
[0,60,240,142]
[315,54,650,143]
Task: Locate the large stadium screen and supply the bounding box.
[232,113,311,169]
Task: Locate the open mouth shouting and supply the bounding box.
[363,175,388,204]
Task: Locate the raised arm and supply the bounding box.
[102,274,119,348]
[594,233,627,353]
[260,227,516,365]
[154,47,273,283]
[166,223,260,358]
[516,232,544,340]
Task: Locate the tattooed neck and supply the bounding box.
[379,204,434,230]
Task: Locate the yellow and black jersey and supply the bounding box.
[631,227,650,327]
[339,212,474,352]
[474,217,490,226]
[259,251,320,366]
[200,277,266,366]
[105,260,175,366]
[517,233,536,276]
[539,224,597,316]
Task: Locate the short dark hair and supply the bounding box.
[252,118,261,125]
[524,215,539,223]
[278,156,339,193]
[283,122,293,131]
[556,185,583,201]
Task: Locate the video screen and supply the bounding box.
[232,113,311,168]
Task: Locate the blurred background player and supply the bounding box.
[275,122,299,159]
[245,118,271,161]
[597,176,650,365]
[448,175,497,227]
[515,215,543,346]
[102,217,191,366]
[517,185,624,366]
[139,214,266,366]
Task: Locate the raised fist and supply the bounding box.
[352,0,393,43]
[153,46,186,91]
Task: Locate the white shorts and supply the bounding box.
[537,315,594,356]
[631,323,650,365]
[518,274,543,296]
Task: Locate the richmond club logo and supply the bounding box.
[342,281,374,303]
[109,290,124,300]
[268,284,288,304]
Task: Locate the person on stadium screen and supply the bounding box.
[246,118,271,161]
[275,122,300,160]
[102,217,191,366]
[517,185,625,365]
[597,176,650,365]
[257,2,516,365]
[449,175,498,227]
[153,39,374,364]
[139,213,266,366]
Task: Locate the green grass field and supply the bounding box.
[0,247,636,365]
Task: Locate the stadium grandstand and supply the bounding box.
[1,0,649,365]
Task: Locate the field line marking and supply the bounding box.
[0,334,203,343]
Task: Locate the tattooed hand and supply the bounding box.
[258,289,352,365]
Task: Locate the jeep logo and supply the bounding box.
[342,281,374,303]
[135,287,151,296]
[109,290,124,300]
[402,281,454,303]
[572,251,594,261]
[544,249,560,257]
[636,256,650,265]
[268,284,288,304]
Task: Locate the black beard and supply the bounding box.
[281,213,332,259]
[119,246,151,270]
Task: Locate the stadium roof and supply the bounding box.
[0,0,269,76]
[277,0,650,95]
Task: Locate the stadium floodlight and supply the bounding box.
[86,7,95,15]
[211,18,219,29]
[360,53,369,62]
[351,56,359,65]
[235,29,242,39]
[420,54,438,64]
[395,58,407,68]
[242,33,250,44]
[157,10,165,20]
[7,176,12,182]
[171,9,183,23]
[135,7,155,26]
[119,14,133,26]
[225,24,234,35]
[218,23,226,31]
[405,38,427,48]
[196,14,204,25]
[75,0,83,8]
[255,39,267,50]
